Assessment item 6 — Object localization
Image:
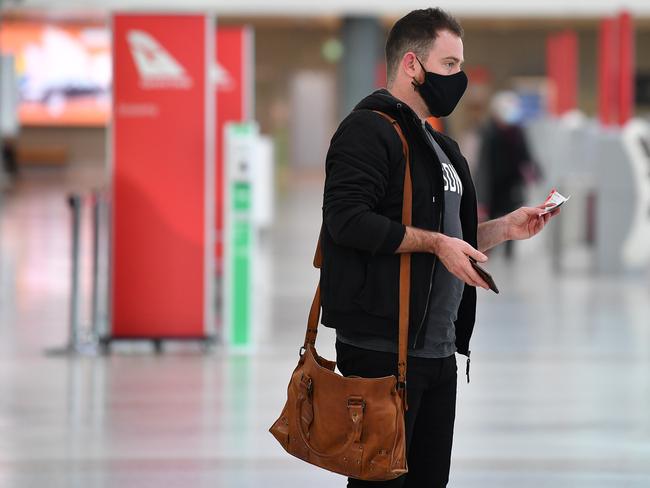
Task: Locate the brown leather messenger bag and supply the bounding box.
[269,110,413,481]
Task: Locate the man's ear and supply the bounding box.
[402,52,419,78]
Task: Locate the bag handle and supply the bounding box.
[302,110,412,410]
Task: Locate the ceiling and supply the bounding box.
[2,0,650,18]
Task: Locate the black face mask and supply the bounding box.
[411,57,468,117]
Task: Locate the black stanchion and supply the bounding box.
[46,193,98,356]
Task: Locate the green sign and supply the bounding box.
[224,122,258,349]
[231,183,252,346]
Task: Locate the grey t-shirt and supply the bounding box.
[336,121,464,358]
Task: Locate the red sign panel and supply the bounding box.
[598,18,618,126]
[598,12,636,127]
[112,14,210,338]
[617,11,635,126]
[215,27,251,273]
[546,31,578,116]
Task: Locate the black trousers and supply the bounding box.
[335,340,458,488]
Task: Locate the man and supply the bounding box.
[320,8,559,487]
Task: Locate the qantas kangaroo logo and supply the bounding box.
[213,62,235,91]
[127,30,192,89]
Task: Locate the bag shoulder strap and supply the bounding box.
[302,110,412,409]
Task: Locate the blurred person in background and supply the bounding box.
[320,7,559,487]
[476,91,542,260]
[2,139,18,178]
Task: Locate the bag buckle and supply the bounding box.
[347,397,365,411]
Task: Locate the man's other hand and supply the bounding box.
[503,205,561,241]
[432,234,490,290]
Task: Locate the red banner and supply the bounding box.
[598,11,636,126]
[546,31,578,116]
[111,14,211,338]
[617,11,635,126]
[215,26,252,273]
[598,18,618,125]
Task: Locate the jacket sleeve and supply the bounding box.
[323,109,406,255]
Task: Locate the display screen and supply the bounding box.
[0,21,111,126]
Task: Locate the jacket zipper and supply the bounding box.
[412,122,444,348]
[410,119,475,381]
[411,209,441,348]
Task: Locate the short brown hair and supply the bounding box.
[385,8,464,85]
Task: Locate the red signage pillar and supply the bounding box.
[546,30,578,116]
[598,11,635,126]
[111,14,215,339]
[617,11,635,126]
[598,18,618,125]
[215,26,254,275]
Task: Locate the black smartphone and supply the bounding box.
[468,257,499,294]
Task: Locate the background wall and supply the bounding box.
[8,16,650,167]
[17,126,105,165]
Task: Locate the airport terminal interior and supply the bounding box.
[1,1,650,487]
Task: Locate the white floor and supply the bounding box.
[1,166,649,488]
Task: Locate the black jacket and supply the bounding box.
[320,89,479,357]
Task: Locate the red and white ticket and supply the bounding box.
[540,188,570,215]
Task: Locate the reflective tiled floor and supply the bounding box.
[1,166,649,487]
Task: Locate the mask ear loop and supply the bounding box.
[411,56,426,90]
[411,56,427,91]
